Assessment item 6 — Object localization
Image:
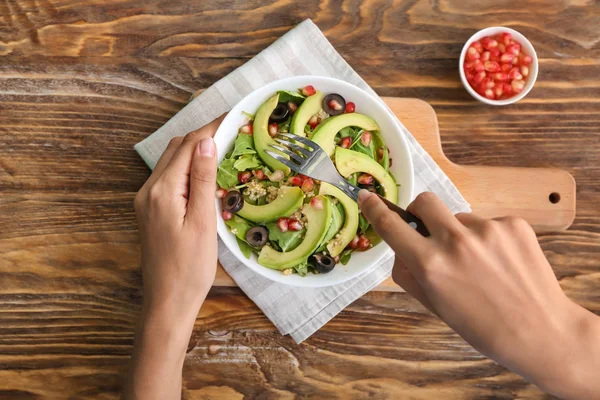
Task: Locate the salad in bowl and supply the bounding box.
[214,76,414,287]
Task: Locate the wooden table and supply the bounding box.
[1,1,599,398]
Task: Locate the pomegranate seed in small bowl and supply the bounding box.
[460,27,538,105]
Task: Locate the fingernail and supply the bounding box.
[199,138,215,157]
[358,189,371,203]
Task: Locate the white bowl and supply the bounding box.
[459,27,538,106]
[214,76,414,287]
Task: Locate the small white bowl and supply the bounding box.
[213,76,414,287]
[459,26,538,106]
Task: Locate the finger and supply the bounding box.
[144,136,184,189]
[391,258,437,315]
[455,212,486,229]
[186,137,218,225]
[161,115,225,187]
[407,192,465,239]
[359,190,429,269]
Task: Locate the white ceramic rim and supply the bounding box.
[214,75,414,287]
[459,26,539,106]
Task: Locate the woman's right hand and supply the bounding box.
[359,190,600,400]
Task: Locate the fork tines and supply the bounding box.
[266,133,316,169]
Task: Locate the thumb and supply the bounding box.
[187,137,217,224]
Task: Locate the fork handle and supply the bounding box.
[376,195,430,237]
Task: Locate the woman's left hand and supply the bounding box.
[125,117,223,400]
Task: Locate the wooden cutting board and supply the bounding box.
[213,98,576,291]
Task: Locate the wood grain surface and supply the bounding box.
[1,0,599,398]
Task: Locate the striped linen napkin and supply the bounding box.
[134,19,470,343]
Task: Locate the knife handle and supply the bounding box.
[376,195,430,237]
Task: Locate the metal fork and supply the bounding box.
[266,133,429,237]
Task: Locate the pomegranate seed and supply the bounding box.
[506,44,520,56]
[345,101,356,113]
[511,79,525,93]
[301,177,315,193]
[466,47,480,60]
[521,55,533,65]
[500,32,512,45]
[484,88,495,100]
[361,131,372,146]
[484,61,501,72]
[500,53,515,63]
[512,56,519,65]
[465,70,475,83]
[253,169,266,180]
[277,218,289,233]
[520,65,529,77]
[301,85,316,96]
[240,124,253,135]
[480,51,490,62]
[216,188,227,199]
[357,173,374,185]
[481,37,498,50]
[494,85,504,98]
[509,67,523,80]
[473,71,486,85]
[475,83,487,96]
[340,136,352,149]
[501,63,512,72]
[287,101,298,114]
[288,176,303,186]
[471,41,483,53]
[238,171,251,183]
[310,196,324,210]
[497,43,506,53]
[222,210,233,221]
[473,60,485,72]
[288,219,303,231]
[503,83,514,96]
[328,99,343,111]
[357,235,371,251]
[268,123,278,137]
[464,60,476,70]
[269,170,284,182]
[308,115,319,129]
[490,48,501,58]
[377,147,384,160]
[348,235,360,249]
[482,77,495,89]
[494,72,510,82]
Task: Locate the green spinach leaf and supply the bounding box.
[358,213,370,234]
[371,130,389,171]
[236,237,254,259]
[277,90,306,104]
[293,260,309,277]
[340,249,353,265]
[217,158,239,189]
[231,134,256,158]
[225,215,253,242]
[364,226,383,247]
[233,154,261,171]
[339,127,355,138]
[266,223,305,252]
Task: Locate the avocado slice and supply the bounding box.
[253,94,290,174]
[237,186,304,223]
[311,113,379,157]
[319,182,359,257]
[290,90,325,136]
[258,195,332,270]
[335,147,399,204]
